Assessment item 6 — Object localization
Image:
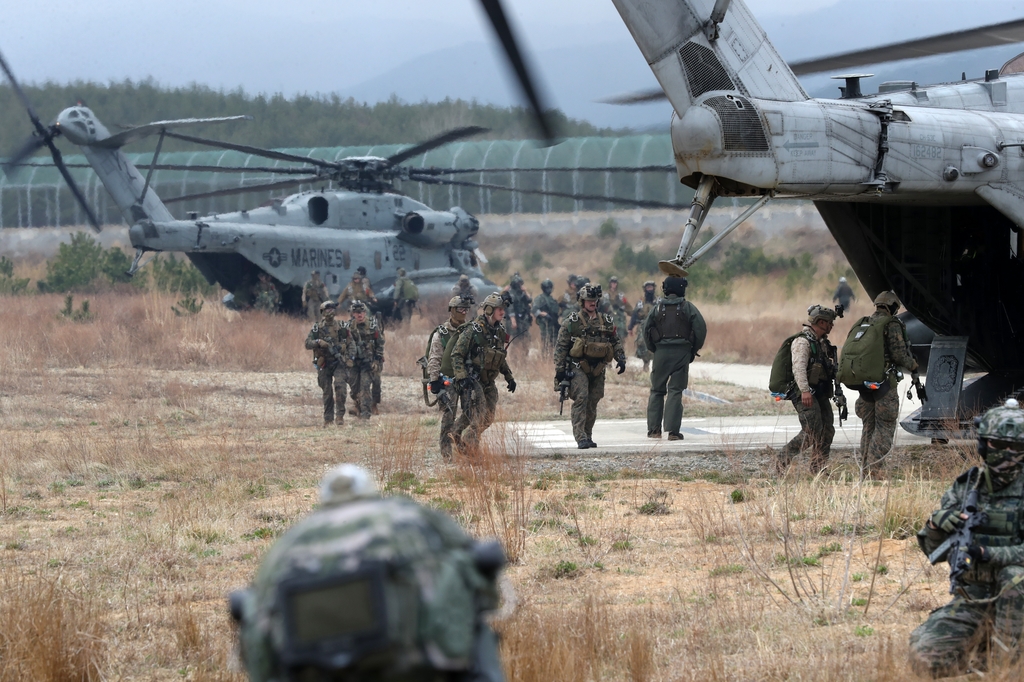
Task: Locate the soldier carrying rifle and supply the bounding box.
[305,301,352,426]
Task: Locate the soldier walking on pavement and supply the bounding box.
[833,276,856,312]
[909,399,1024,677]
[532,278,560,353]
[427,296,473,459]
[450,293,516,451]
[302,270,329,322]
[345,301,385,420]
[304,301,352,426]
[855,291,919,477]
[642,277,706,440]
[554,283,626,449]
[629,280,658,372]
[777,305,839,474]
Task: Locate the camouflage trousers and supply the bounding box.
[647,348,690,434]
[569,369,605,444]
[856,385,900,475]
[909,567,1024,677]
[317,363,347,424]
[305,299,323,322]
[437,386,460,458]
[635,336,651,370]
[781,392,835,473]
[453,379,498,448]
[372,369,382,411]
[347,364,375,419]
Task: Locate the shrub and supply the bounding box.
[149,254,216,296]
[0,256,29,294]
[39,232,140,292]
[597,218,619,238]
[612,242,659,274]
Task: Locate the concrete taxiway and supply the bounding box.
[503,362,934,456]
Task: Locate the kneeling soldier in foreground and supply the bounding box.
[229,464,507,682]
[554,283,625,449]
[909,400,1024,677]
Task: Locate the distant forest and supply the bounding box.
[0,80,625,156]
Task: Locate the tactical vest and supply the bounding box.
[440,322,472,377]
[348,320,380,361]
[566,312,617,373]
[963,472,1023,583]
[649,299,692,343]
[309,320,346,369]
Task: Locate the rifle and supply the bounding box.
[908,375,929,403]
[833,383,849,426]
[928,468,988,595]
[557,369,574,415]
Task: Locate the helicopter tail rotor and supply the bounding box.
[0,48,102,232]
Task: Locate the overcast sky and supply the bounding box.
[2,0,1023,127]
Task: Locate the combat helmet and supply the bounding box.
[397,268,406,276]
[807,304,837,325]
[458,274,470,284]
[541,279,553,294]
[662,276,688,296]
[873,291,900,312]
[510,272,524,289]
[319,300,337,314]
[481,292,505,314]
[448,295,472,310]
[229,464,506,682]
[977,399,1024,489]
[577,283,603,302]
[350,301,368,314]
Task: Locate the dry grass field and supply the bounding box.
[0,254,1017,679]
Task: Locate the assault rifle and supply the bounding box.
[557,369,574,415]
[833,384,849,426]
[928,468,987,595]
[908,375,929,403]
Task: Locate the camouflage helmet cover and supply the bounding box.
[807,304,837,325]
[873,290,900,308]
[977,399,1024,444]
[319,300,337,313]
[350,301,368,313]
[459,274,470,283]
[643,280,656,288]
[397,268,406,276]
[481,292,505,313]
[319,464,378,507]
[577,283,603,302]
[448,295,472,309]
[609,275,618,283]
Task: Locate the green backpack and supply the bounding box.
[768,332,808,397]
[837,315,890,389]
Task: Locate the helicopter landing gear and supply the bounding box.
[659,175,717,277]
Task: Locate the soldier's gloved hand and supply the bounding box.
[371,361,382,373]
[507,379,517,393]
[429,379,444,394]
[930,509,965,534]
[555,370,566,383]
[616,358,626,374]
[967,544,988,564]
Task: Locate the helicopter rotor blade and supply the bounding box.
[477,0,558,144]
[408,174,687,211]
[597,88,669,106]
[43,134,102,232]
[2,135,48,175]
[384,126,490,167]
[0,48,50,138]
[162,131,341,169]
[790,17,1024,76]
[164,176,322,204]
[9,161,319,175]
[415,164,676,175]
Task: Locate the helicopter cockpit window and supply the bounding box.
[891,110,912,123]
[308,196,329,226]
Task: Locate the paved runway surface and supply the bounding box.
[501,362,933,456]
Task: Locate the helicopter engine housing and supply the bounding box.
[398,210,458,248]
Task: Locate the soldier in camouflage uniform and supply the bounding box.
[502,272,533,346]
[304,301,352,426]
[452,274,479,309]
[629,280,657,372]
[392,267,418,323]
[855,291,920,476]
[778,305,839,474]
[601,276,629,342]
[559,274,579,324]
[302,270,329,322]
[909,400,1024,677]
[554,283,626,449]
[338,272,376,311]
[253,272,281,314]
[642,277,707,440]
[532,279,560,353]
[345,301,385,420]
[450,293,516,450]
[230,464,506,682]
[427,296,473,459]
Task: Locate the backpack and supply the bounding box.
[439,322,472,378]
[233,497,502,681]
[768,332,807,397]
[837,315,890,389]
[400,278,419,301]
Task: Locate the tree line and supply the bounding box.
[0,79,624,157]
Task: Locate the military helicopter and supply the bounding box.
[582,1,1024,435]
[0,5,682,317]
